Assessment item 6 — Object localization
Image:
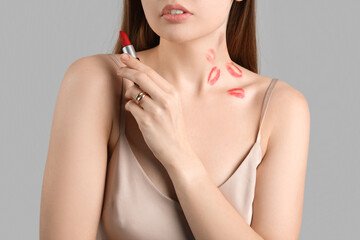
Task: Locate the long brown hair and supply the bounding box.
[112,0,258,73]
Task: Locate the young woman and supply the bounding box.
[40,0,310,239]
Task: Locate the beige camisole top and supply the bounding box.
[96,54,279,240]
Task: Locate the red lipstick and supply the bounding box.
[119,31,140,61]
[119,31,140,87]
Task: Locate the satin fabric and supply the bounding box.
[96,54,279,240]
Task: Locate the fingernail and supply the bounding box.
[121,54,130,61]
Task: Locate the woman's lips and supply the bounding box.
[162,13,192,23]
[161,4,191,16]
[227,88,245,98]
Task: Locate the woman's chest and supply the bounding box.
[119,98,264,203]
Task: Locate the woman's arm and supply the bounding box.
[40,55,118,239]
[251,84,310,239]
[166,82,311,240]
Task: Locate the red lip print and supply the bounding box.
[205,49,216,65]
[207,66,220,85]
[227,88,245,98]
[226,62,242,78]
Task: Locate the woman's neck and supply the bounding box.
[149,28,237,96]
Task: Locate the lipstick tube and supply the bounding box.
[121,44,140,62]
[119,31,141,87]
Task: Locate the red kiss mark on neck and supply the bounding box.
[227,88,245,98]
[208,66,220,86]
[205,49,216,65]
[226,62,242,78]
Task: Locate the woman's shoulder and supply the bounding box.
[241,68,309,129]
[245,69,308,111]
[266,77,309,119]
[61,53,122,116]
[247,72,310,160]
[66,53,125,94]
[254,74,310,137]
[240,68,307,105]
[67,54,118,77]
[70,53,123,72]
[62,53,123,151]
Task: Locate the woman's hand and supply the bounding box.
[116,53,195,171]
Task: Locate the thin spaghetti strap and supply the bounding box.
[108,54,127,135]
[255,78,279,142]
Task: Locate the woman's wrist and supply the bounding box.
[165,150,209,188]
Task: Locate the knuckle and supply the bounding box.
[161,98,171,109]
[151,107,163,118]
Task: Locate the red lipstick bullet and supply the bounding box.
[119,31,140,87]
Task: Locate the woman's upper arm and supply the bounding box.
[251,81,311,240]
[40,55,118,239]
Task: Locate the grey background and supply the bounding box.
[1,0,358,239]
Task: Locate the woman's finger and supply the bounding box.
[117,67,164,103]
[124,84,157,112]
[124,99,147,126]
[118,53,174,94]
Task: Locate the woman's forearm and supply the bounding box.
[166,154,264,240]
